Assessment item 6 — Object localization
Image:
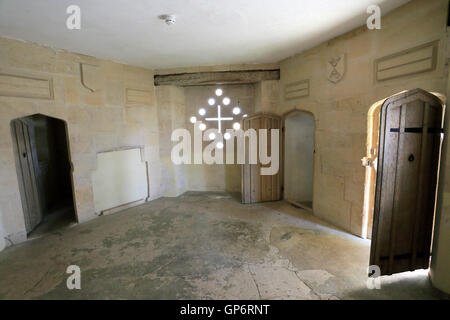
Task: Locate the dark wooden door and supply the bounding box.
[241,113,281,204]
[11,118,43,233]
[370,89,443,275]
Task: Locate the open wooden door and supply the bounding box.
[370,89,443,275]
[241,113,281,204]
[11,118,43,233]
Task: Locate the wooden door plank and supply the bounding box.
[411,102,429,268]
[261,117,270,202]
[371,102,401,271]
[272,118,280,200]
[370,89,443,275]
[242,118,252,204]
[21,120,42,230]
[13,121,32,232]
[250,117,261,203]
[387,103,406,274]
[419,103,442,268]
[390,100,424,274]
[241,113,281,204]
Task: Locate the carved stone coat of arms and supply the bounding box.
[327,54,346,83]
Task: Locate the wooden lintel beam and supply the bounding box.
[154,69,280,86]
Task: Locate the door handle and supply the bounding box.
[361,157,373,167]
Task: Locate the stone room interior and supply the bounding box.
[0,0,449,301]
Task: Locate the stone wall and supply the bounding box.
[277,0,449,237]
[0,37,162,244]
[0,0,448,294]
[430,25,450,294]
[254,80,279,114]
[183,84,255,192]
[155,85,189,197]
[0,37,275,244]
[276,0,450,293]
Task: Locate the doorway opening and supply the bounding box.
[363,90,445,239]
[282,110,315,211]
[363,89,445,275]
[11,114,77,238]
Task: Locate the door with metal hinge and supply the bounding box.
[370,89,443,275]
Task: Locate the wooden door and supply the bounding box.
[241,113,281,203]
[11,118,43,233]
[370,89,443,275]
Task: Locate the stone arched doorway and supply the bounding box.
[282,109,316,211]
[364,89,445,276]
[10,114,77,237]
[363,89,445,240]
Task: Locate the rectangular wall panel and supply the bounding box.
[126,88,154,106]
[0,73,53,99]
[284,80,309,100]
[375,41,438,82]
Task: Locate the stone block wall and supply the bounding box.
[155,85,188,197]
[254,80,279,114]
[184,84,255,192]
[0,37,163,244]
[0,38,274,246]
[0,0,448,295]
[277,0,448,237]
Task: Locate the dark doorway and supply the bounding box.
[11,114,76,238]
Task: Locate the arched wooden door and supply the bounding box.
[370,89,443,275]
[241,113,281,204]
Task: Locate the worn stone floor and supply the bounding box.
[0,192,445,299]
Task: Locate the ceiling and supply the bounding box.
[0,0,410,69]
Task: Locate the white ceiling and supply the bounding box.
[0,0,410,69]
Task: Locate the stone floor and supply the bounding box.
[28,199,76,240]
[0,192,445,299]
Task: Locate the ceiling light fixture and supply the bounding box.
[159,14,176,26]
